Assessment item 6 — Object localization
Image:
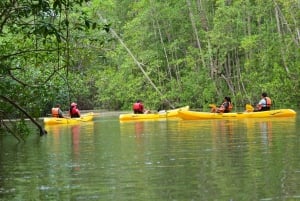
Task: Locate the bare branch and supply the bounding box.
[0,95,47,136]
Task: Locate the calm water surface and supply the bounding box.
[1,114,300,201]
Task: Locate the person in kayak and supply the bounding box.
[70,102,81,118]
[132,100,151,114]
[133,100,145,114]
[211,96,233,113]
[51,104,64,118]
[255,92,272,111]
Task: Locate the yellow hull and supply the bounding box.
[178,109,296,120]
[119,106,189,121]
[44,112,94,125]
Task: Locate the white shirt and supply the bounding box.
[258,98,267,107]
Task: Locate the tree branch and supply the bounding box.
[0,95,47,136]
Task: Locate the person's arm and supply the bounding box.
[256,99,265,110]
[217,103,226,112]
[59,109,64,117]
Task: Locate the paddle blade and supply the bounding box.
[209,104,216,108]
[246,104,254,112]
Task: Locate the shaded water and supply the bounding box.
[1,115,300,201]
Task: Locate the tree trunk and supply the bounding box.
[186,0,206,71]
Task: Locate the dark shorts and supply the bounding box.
[134,110,143,114]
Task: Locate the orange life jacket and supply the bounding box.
[265,97,272,108]
[257,97,272,111]
[51,108,59,117]
[228,103,233,112]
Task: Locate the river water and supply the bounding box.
[0,114,300,201]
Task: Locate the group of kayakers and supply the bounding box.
[132,92,272,114]
[51,92,272,118]
[51,102,81,118]
[211,92,271,113]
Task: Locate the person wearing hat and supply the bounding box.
[69,102,81,118]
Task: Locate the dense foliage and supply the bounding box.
[0,0,299,139]
[93,0,300,110]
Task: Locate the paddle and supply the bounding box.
[245,104,254,112]
[209,104,216,109]
[209,104,217,113]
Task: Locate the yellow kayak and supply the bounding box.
[119,106,189,121]
[177,109,296,120]
[44,112,94,125]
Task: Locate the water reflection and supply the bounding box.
[258,120,273,145]
[120,121,144,137]
[0,116,299,200]
[71,125,80,171]
[244,118,296,147]
[134,121,144,138]
[44,122,95,172]
[120,120,169,135]
[177,117,297,157]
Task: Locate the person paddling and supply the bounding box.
[133,100,145,114]
[132,100,151,114]
[70,102,81,118]
[255,92,272,111]
[51,104,64,118]
[211,97,233,113]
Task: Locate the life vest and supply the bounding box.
[227,103,233,112]
[70,106,80,117]
[51,108,59,117]
[223,102,233,113]
[257,97,272,111]
[265,97,272,108]
[133,103,143,111]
